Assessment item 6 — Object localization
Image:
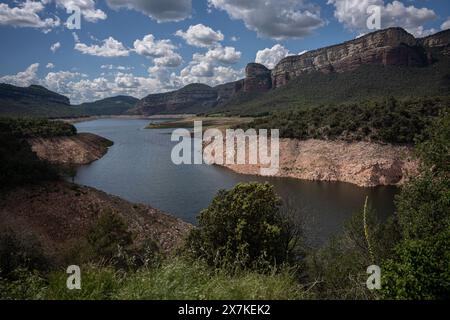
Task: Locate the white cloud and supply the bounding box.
[75,37,129,57]
[106,0,191,22]
[204,46,241,65]
[255,44,291,69]
[0,1,60,31]
[0,63,40,87]
[50,42,61,53]
[175,24,224,48]
[134,34,176,57]
[46,63,55,69]
[101,64,134,71]
[52,0,106,22]
[178,45,243,86]
[208,0,324,39]
[230,36,239,42]
[442,17,450,31]
[327,0,437,37]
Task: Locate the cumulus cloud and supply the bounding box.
[75,37,129,57]
[53,0,107,22]
[0,63,40,87]
[178,45,243,86]
[46,63,55,69]
[327,0,437,37]
[133,34,183,69]
[0,1,60,31]
[50,42,61,53]
[255,44,291,69]
[208,0,324,39]
[106,0,191,22]
[175,24,224,48]
[442,17,450,31]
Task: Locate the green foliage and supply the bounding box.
[0,117,76,138]
[0,123,59,189]
[381,113,450,299]
[0,228,50,278]
[87,210,133,264]
[115,259,304,300]
[395,172,449,240]
[239,96,449,144]
[12,259,304,300]
[85,209,159,269]
[217,59,450,115]
[416,112,450,173]
[185,183,301,271]
[0,269,47,300]
[45,266,122,300]
[381,230,450,300]
[306,203,398,299]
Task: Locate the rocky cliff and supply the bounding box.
[28,132,113,165]
[272,28,431,88]
[135,64,273,115]
[207,137,418,187]
[135,28,450,115]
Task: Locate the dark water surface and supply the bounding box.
[74,118,398,245]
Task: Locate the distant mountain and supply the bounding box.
[77,95,139,116]
[0,84,139,118]
[137,27,450,116]
[0,84,78,117]
[2,28,449,118]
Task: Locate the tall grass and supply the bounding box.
[3,259,306,300]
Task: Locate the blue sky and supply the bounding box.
[0,0,449,104]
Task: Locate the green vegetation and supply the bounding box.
[217,58,450,116]
[0,127,59,190]
[0,84,138,118]
[77,96,139,116]
[0,112,448,300]
[238,96,449,144]
[0,118,77,189]
[147,116,253,130]
[381,113,450,299]
[185,183,301,270]
[0,118,76,138]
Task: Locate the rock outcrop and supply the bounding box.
[272,28,428,88]
[243,63,272,92]
[135,28,450,115]
[28,132,113,165]
[208,138,418,187]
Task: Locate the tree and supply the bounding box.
[381,113,450,299]
[185,182,301,271]
[87,210,133,263]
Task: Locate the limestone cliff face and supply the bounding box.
[243,63,272,92]
[135,28,449,114]
[28,133,113,165]
[272,28,428,88]
[208,138,418,187]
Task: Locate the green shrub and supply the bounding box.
[0,228,50,278]
[381,230,450,300]
[185,182,302,271]
[381,113,450,299]
[87,210,133,265]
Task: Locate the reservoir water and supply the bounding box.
[74,118,398,245]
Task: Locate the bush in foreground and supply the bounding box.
[185,182,302,271]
